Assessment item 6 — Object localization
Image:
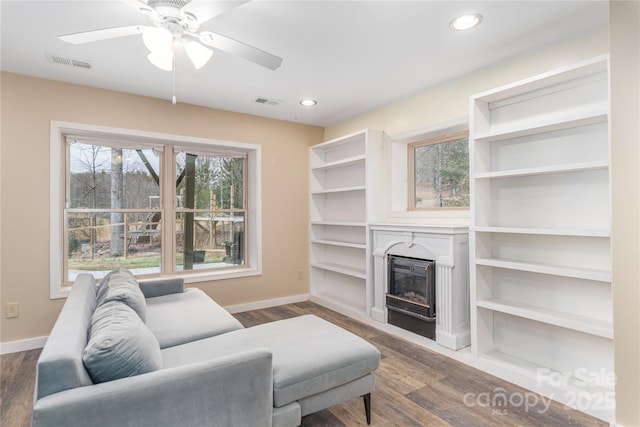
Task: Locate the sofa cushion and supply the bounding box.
[83,301,162,384]
[161,315,380,407]
[138,277,184,299]
[96,269,146,321]
[298,372,375,416]
[145,288,244,349]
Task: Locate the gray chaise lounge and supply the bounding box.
[32,270,380,427]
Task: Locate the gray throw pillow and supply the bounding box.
[97,269,147,321]
[96,268,133,296]
[83,301,162,384]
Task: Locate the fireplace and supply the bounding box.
[371,224,470,350]
[386,255,436,339]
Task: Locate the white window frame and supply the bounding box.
[408,130,470,211]
[386,117,470,221]
[50,121,262,299]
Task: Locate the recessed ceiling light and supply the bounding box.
[449,14,482,31]
[300,99,317,107]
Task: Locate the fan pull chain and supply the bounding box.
[171,51,177,105]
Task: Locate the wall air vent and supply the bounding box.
[254,97,281,106]
[45,53,93,70]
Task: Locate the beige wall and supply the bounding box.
[610,1,640,426]
[0,73,323,343]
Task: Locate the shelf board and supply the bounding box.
[474,108,608,142]
[481,349,614,392]
[310,154,366,171]
[310,220,367,227]
[310,185,366,195]
[310,261,366,279]
[473,226,610,238]
[311,239,366,249]
[479,349,616,420]
[311,130,367,150]
[474,257,611,282]
[471,56,608,103]
[477,297,613,339]
[474,160,609,179]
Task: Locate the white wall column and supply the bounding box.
[371,249,387,322]
[435,259,470,349]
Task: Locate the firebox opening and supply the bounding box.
[386,255,436,340]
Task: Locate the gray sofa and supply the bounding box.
[32,270,380,427]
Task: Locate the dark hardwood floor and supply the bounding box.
[1,301,606,426]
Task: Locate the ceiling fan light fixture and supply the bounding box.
[142,26,173,52]
[147,50,173,71]
[449,14,482,31]
[185,40,213,69]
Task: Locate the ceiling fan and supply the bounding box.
[59,0,283,72]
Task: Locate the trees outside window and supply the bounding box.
[408,132,470,209]
[67,142,162,280]
[175,152,246,272]
[65,139,247,283]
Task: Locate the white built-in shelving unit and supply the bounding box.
[309,130,383,318]
[469,55,613,413]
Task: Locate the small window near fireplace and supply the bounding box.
[408,131,470,210]
[386,255,436,339]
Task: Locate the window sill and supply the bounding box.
[181,266,262,285]
[52,267,262,299]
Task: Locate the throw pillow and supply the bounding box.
[96,267,133,296]
[97,269,147,322]
[83,301,162,384]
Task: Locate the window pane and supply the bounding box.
[414,137,469,208]
[69,143,160,209]
[66,141,162,283]
[67,212,162,282]
[175,212,245,271]
[175,153,244,210]
[174,151,246,273]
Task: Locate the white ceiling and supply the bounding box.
[1,0,608,127]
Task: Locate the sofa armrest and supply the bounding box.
[32,348,273,427]
[138,277,184,299]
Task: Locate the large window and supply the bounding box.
[51,122,261,296]
[408,131,469,209]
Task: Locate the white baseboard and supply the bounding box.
[435,329,471,351]
[1,336,48,355]
[224,293,309,314]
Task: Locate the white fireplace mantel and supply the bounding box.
[369,223,470,350]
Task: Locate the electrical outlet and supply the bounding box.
[297,270,303,280]
[6,302,19,319]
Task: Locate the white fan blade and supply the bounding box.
[198,31,282,70]
[59,25,146,44]
[184,0,251,25]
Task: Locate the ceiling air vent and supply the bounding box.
[254,97,281,106]
[45,53,93,70]
[148,0,192,9]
